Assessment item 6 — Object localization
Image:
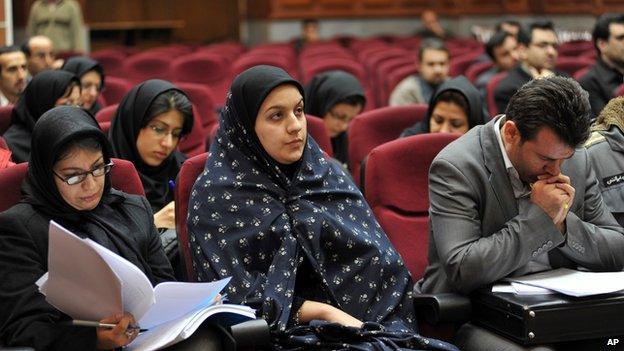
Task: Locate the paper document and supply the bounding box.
[506,268,624,297]
[39,221,255,350]
[491,283,555,295]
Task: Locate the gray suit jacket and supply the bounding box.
[418,116,624,294]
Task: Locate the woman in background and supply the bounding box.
[108,79,193,230]
[3,70,80,163]
[62,56,105,115]
[400,75,487,137]
[304,70,365,170]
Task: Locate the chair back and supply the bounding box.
[364,133,459,279]
[174,152,209,281]
[348,104,428,186]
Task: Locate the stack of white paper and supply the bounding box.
[492,268,624,297]
[38,221,256,350]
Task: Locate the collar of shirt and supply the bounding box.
[494,116,531,199]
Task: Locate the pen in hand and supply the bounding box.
[70,319,148,333]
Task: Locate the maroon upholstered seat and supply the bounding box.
[348,104,428,186]
[174,152,209,281]
[363,133,460,279]
[95,104,118,123]
[0,105,13,135]
[305,115,333,157]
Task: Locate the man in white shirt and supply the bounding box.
[0,46,27,106]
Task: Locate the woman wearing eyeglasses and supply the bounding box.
[304,70,366,171]
[4,70,81,163]
[61,56,105,115]
[0,106,174,350]
[109,80,193,229]
[108,80,193,278]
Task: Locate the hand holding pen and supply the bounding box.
[92,312,140,350]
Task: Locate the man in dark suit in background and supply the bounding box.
[493,21,561,114]
[579,13,624,119]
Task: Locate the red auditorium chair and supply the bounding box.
[383,65,419,105]
[375,56,417,106]
[558,40,594,57]
[363,48,409,88]
[364,133,460,280]
[305,115,333,157]
[101,77,132,106]
[99,121,111,134]
[178,105,207,157]
[555,56,595,76]
[348,104,428,186]
[95,104,118,123]
[485,71,508,116]
[0,158,144,213]
[363,133,469,340]
[123,52,171,84]
[301,58,366,85]
[465,61,494,83]
[0,105,13,135]
[175,82,219,132]
[175,152,209,281]
[170,53,230,106]
[300,45,353,64]
[449,52,482,77]
[199,42,246,59]
[91,49,126,77]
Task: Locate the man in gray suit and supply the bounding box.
[417,76,624,349]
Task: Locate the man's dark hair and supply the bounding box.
[20,39,32,57]
[485,31,514,61]
[302,18,318,27]
[505,76,591,148]
[418,38,449,61]
[495,19,521,33]
[517,20,555,46]
[0,45,21,57]
[592,13,624,54]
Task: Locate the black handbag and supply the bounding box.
[471,287,624,345]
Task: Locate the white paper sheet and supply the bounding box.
[506,268,624,297]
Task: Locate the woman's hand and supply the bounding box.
[154,201,175,229]
[298,300,363,328]
[96,312,138,350]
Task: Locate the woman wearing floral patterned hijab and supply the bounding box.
[187,65,458,350]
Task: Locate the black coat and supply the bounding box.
[579,59,624,119]
[0,191,174,350]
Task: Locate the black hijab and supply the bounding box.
[304,70,365,167]
[61,56,105,115]
[4,70,79,163]
[400,75,488,137]
[188,65,416,333]
[108,79,193,212]
[21,105,172,284]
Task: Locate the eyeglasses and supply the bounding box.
[147,123,183,140]
[53,161,114,185]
